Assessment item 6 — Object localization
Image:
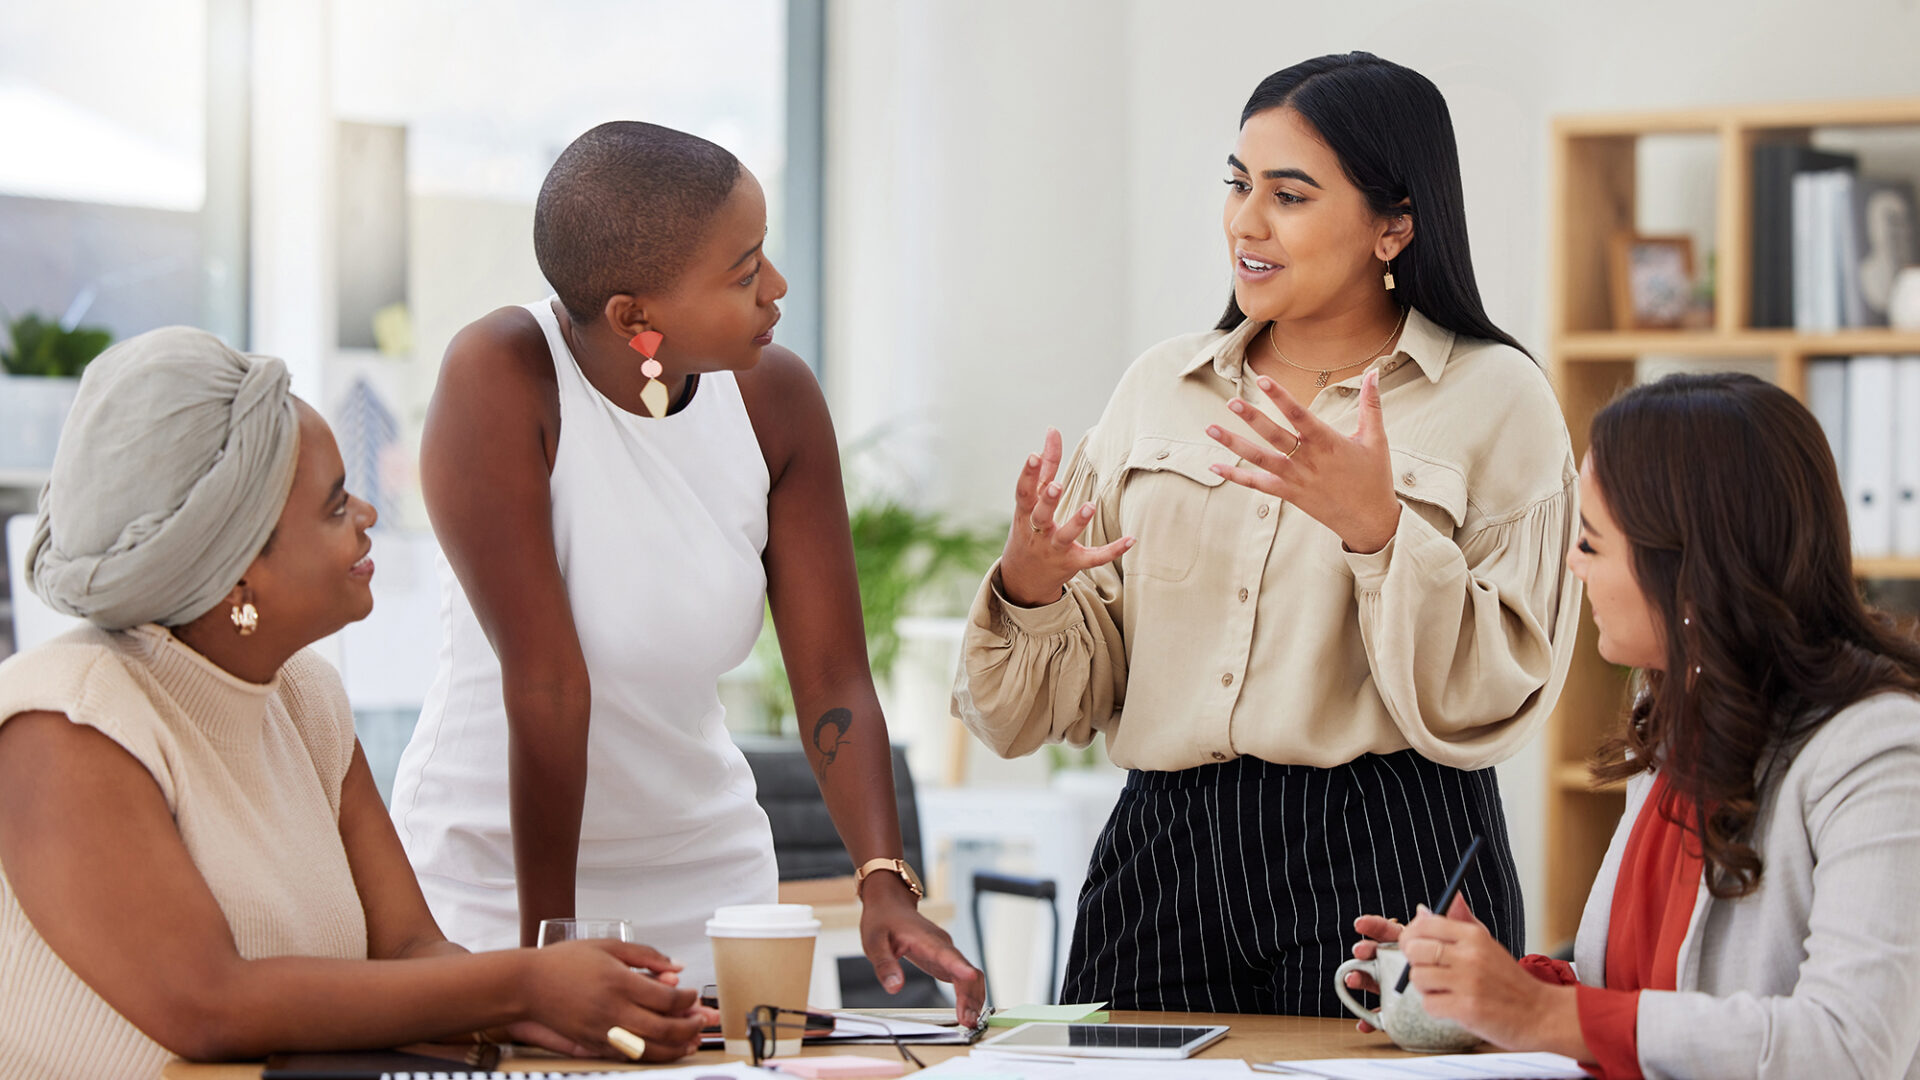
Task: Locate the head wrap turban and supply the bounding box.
[26,327,301,630]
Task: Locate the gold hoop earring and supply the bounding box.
[231,600,259,636]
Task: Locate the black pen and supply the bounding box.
[1396,834,1484,993]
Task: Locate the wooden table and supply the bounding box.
[162,1012,1425,1076]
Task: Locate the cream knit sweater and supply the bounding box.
[0,624,369,1079]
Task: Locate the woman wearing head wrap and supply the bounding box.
[0,328,714,1079]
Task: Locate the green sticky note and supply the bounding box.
[985,1002,1111,1027]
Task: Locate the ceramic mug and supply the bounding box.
[1332,943,1481,1053]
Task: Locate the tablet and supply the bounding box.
[974,1021,1230,1059]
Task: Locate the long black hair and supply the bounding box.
[1217,52,1529,359]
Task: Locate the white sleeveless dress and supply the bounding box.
[389,299,778,987]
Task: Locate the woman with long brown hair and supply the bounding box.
[1351,372,1920,1078]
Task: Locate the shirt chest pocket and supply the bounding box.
[1116,436,1236,582]
[1389,450,1469,537]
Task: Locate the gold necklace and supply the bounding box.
[1266,307,1408,388]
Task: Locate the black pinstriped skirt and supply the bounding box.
[1060,750,1524,1017]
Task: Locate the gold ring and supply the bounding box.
[607,1026,646,1060]
[1030,521,1045,533]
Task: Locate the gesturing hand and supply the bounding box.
[998,428,1133,608]
[1205,369,1401,555]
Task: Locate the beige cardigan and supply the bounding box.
[0,625,368,1080]
[1574,691,1920,1080]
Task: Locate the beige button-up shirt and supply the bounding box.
[953,308,1582,772]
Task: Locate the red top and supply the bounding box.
[1520,774,1703,1079]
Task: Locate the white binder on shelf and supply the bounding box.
[1832,171,1867,328]
[1895,356,1920,558]
[1806,358,1849,484]
[1793,172,1821,330]
[1846,355,1897,559]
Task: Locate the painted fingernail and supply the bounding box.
[1123,537,1136,548]
[1206,425,1222,437]
[1416,904,1430,916]
[1210,464,1225,474]
[885,974,903,991]
[1228,399,1245,413]
[1081,505,1094,518]
[1028,454,1040,468]
[1047,483,1061,497]
[1259,376,1274,389]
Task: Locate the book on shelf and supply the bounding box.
[1752,144,1855,328]
[1792,168,1861,331]
[1759,141,1920,333]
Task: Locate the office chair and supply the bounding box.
[971,871,1061,1007]
[739,736,947,1007]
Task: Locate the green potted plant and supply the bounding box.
[750,488,1002,736]
[0,312,112,471]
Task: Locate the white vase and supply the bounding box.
[1890,266,1920,331]
[0,376,80,471]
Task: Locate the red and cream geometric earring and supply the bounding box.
[629,329,668,417]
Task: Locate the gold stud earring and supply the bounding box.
[231,600,259,636]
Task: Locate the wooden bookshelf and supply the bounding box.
[1544,97,1920,949]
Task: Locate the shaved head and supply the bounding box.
[533,120,742,323]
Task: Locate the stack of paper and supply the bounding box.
[918,1056,1255,1077]
[1253,1051,1586,1078]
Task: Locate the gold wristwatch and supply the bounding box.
[854,857,925,899]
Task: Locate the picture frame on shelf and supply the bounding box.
[1609,232,1696,330]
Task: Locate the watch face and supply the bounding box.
[860,859,925,896]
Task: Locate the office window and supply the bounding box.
[0,0,211,339]
[326,0,804,795]
[329,0,792,369]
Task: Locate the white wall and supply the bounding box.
[824,0,1920,950]
[825,0,1131,508]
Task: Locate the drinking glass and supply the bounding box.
[536,918,634,948]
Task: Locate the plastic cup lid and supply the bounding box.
[705,903,822,938]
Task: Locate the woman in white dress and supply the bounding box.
[389,121,982,1017]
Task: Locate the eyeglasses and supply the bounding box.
[745,1004,926,1070]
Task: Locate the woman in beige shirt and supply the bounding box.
[0,328,713,1079]
[954,52,1581,1016]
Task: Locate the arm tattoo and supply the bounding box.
[811,707,853,766]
